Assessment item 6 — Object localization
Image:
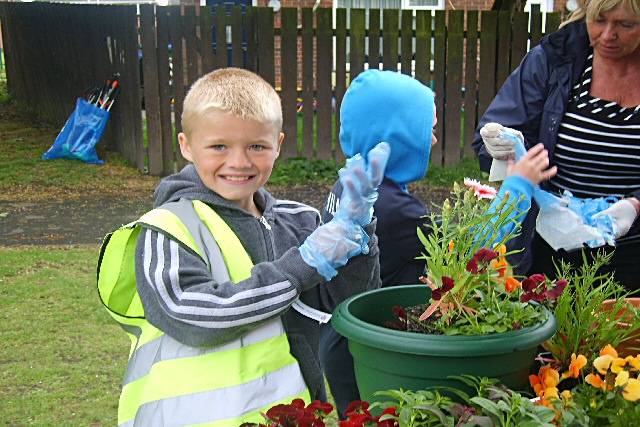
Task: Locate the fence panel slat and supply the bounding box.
[495,11,511,91]
[301,8,314,159]
[118,5,144,170]
[200,6,214,73]
[510,12,528,73]
[184,5,199,85]
[140,4,163,175]
[168,5,187,170]
[463,10,479,158]
[157,7,175,175]
[280,7,298,159]
[349,9,365,80]
[214,5,227,68]
[478,11,497,120]
[400,9,412,76]
[257,7,275,87]
[414,10,431,87]
[245,6,257,72]
[335,7,347,163]
[545,13,561,34]
[316,7,333,160]
[368,9,381,70]
[382,9,398,72]
[432,10,445,166]
[445,10,464,166]
[231,5,243,67]
[530,5,543,48]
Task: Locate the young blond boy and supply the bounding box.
[97,68,386,426]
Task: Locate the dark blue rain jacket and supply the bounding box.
[472,20,640,274]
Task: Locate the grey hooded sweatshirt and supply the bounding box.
[134,165,381,400]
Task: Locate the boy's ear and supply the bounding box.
[178,132,194,163]
[275,132,285,158]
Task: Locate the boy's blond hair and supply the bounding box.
[181,68,282,137]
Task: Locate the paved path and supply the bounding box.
[0,184,445,246]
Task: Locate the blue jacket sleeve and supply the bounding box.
[472,46,551,172]
[483,175,535,246]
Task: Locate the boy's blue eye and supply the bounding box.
[210,144,225,151]
[250,144,265,151]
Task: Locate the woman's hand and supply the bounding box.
[506,143,557,185]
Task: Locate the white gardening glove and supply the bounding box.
[480,123,524,182]
[593,199,639,239]
[480,123,523,159]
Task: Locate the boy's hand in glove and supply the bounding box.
[593,199,640,239]
[299,218,368,281]
[336,142,391,226]
[300,142,390,281]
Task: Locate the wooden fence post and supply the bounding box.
[444,10,464,166]
[300,8,314,159]
[349,9,366,80]
[335,7,347,163]
[316,7,333,160]
[280,7,298,159]
[140,4,164,176]
[463,10,479,157]
[382,9,399,72]
[432,11,446,166]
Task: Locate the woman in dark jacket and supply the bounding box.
[473,0,640,291]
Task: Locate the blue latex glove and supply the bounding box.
[335,142,391,226]
[299,218,368,281]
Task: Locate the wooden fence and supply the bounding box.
[0,3,142,166]
[0,3,562,176]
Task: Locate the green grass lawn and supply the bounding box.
[0,246,127,425]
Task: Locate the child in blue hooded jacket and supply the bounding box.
[320,69,557,415]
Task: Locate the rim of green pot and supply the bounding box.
[332,285,557,357]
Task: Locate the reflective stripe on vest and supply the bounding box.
[97,199,310,426]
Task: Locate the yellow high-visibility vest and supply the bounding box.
[98,199,310,427]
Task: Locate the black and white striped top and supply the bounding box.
[548,53,640,198]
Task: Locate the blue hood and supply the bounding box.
[339,70,435,186]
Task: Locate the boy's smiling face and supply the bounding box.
[178,111,283,216]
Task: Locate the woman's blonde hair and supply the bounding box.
[181,68,282,137]
[561,0,640,27]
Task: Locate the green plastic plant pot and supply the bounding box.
[332,285,557,403]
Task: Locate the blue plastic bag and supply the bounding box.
[42,98,108,164]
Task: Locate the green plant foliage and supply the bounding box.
[545,252,640,369]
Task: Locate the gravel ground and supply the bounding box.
[0,183,450,246]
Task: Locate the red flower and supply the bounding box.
[442,276,455,292]
[375,407,399,427]
[520,274,567,303]
[344,400,370,416]
[306,400,333,416]
[432,276,455,301]
[466,248,498,274]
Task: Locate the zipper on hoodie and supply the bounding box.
[259,216,272,231]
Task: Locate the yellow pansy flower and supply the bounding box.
[622,378,640,402]
[594,355,614,375]
[615,370,630,388]
[610,357,627,374]
[625,355,640,371]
